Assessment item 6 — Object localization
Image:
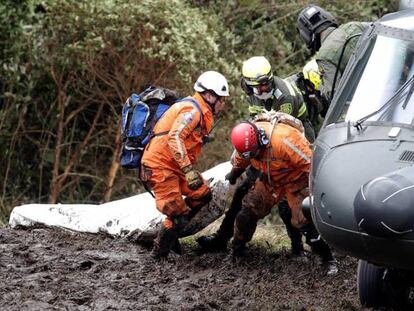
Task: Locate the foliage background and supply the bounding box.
[0,0,396,223]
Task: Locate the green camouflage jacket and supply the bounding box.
[317,22,368,73]
[315,22,369,111]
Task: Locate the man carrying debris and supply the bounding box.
[227,113,337,275]
[141,71,229,259]
[198,56,315,258]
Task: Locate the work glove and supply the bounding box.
[185,188,212,218]
[225,168,245,185]
[182,165,204,190]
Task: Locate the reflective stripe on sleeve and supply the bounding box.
[282,138,310,163]
[283,79,296,97]
[297,102,307,118]
[174,109,196,160]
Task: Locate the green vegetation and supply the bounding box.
[0,0,396,223]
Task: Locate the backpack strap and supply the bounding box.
[176,97,204,128]
[152,97,204,138]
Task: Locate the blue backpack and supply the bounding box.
[120,86,202,170]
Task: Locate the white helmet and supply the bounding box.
[193,71,230,96]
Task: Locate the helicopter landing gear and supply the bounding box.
[357,259,414,310]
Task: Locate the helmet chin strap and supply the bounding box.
[201,92,219,114]
[310,32,322,53]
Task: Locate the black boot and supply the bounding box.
[291,238,306,256]
[197,207,237,252]
[278,200,305,256]
[301,222,338,275]
[151,225,178,259]
[171,238,182,255]
[231,206,258,257]
[231,239,247,257]
[197,232,228,252]
[151,215,189,259]
[197,170,256,252]
[309,236,338,275]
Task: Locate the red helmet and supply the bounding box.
[231,122,262,159]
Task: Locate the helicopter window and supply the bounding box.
[331,34,414,125]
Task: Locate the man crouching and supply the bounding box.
[227,114,338,275]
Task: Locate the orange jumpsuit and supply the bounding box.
[231,121,312,228]
[141,93,213,229]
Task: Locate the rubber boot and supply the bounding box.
[171,238,182,255]
[301,222,338,275]
[196,206,237,252]
[278,200,305,256]
[151,224,178,260]
[151,215,189,259]
[196,232,228,252]
[197,172,255,252]
[231,207,258,257]
[310,237,338,275]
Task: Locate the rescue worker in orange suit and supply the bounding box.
[198,56,313,257]
[226,119,338,275]
[141,71,230,259]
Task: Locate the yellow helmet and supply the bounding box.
[303,59,321,91]
[242,56,273,86]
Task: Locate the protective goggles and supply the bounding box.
[240,145,260,159]
[252,82,273,95]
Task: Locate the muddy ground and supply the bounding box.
[0,224,377,311]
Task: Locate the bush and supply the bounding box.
[0,0,397,222]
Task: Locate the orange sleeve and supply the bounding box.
[167,103,202,170]
[276,129,312,170]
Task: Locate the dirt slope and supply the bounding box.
[0,226,375,311]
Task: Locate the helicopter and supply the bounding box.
[308,7,414,310]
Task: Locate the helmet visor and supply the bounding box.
[244,72,272,85]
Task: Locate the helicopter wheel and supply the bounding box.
[357,259,414,309]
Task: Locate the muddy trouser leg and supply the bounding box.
[278,200,304,255]
[217,167,258,239]
[196,166,258,251]
[147,168,195,259]
[232,206,259,256]
[300,222,333,262]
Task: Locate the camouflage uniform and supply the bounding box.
[315,22,368,115]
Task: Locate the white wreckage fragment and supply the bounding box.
[9,162,235,242]
[127,179,235,244]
